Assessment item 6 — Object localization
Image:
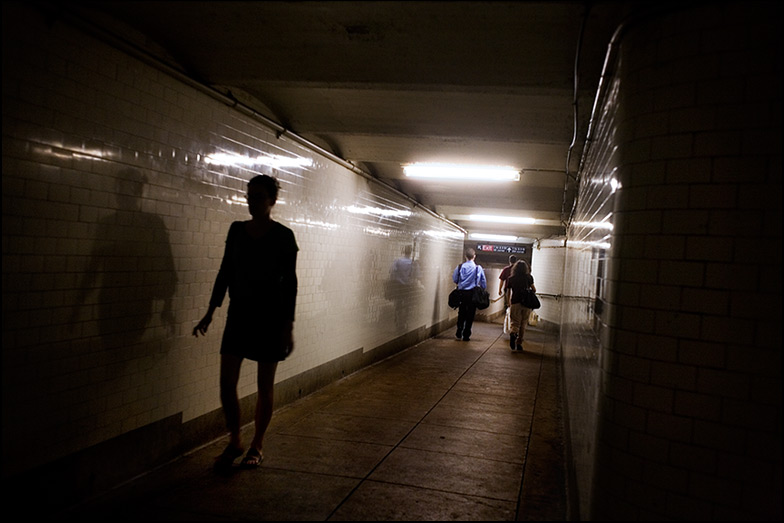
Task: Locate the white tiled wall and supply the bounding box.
[2,5,463,477]
[562,3,781,520]
[561,81,619,519]
[530,239,566,326]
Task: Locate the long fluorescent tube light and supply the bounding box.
[469,233,519,242]
[404,163,520,181]
[467,214,536,225]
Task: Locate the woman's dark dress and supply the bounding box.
[210,220,298,362]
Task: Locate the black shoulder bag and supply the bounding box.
[471,266,490,310]
[521,276,541,309]
[448,263,463,309]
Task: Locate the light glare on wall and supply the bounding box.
[205,152,313,169]
[345,205,412,218]
[573,220,613,230]
[403,163,520,181]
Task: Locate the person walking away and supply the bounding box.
[452,248,487,341]
[498,254,517,306]
[506,260,536,351]
[193,174,298,472]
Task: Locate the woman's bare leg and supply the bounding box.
[219,354,244,450]
[250,361,278,452]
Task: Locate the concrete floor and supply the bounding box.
[60,321,569,521]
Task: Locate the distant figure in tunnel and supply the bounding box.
[193,174,298,472]
[506,260,536,352]
[389,245,416,289]
[388,244,420,329]
[452,248,487,341]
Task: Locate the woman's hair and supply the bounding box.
[248,174,280,202]
[512,260,530,276]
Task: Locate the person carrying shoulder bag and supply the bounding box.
[452,248,487,342]
[506,260,536,352]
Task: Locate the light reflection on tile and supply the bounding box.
[1,8,465,475]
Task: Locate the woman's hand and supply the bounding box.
[193,309,214,337]
[281,321,294,357]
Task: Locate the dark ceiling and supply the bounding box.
[72,1,641,240]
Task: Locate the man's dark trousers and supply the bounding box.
[455,288,477,341]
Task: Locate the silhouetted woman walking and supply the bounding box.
[193,174,298,471]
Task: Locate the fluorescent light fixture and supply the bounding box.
[403,163,520,181]
[467,214,536,225]
[469,233,519,242]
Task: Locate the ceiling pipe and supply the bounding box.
[560,1,591,231]
[566,2,688,228]
[565,2,590,182]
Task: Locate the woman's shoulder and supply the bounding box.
[271,220,295,237]
[271,220,299,247]
[227,220,245,235]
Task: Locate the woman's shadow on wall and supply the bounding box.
[71,168,176,351]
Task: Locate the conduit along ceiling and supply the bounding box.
[67,1,640,241]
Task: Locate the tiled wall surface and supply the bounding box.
[530,239,566,327]
[3,4,780,520]
[563,3,781,520]
[562,137,616,518]
[561,52,619,519]
[2,5,463,478]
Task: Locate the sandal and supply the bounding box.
[214,444,244,471]
[240,448,263,469]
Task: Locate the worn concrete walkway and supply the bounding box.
[61,321,568,521]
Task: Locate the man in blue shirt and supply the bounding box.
[452,248,487,341]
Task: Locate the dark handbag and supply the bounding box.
[448,288,461,309]
[448,262,465,309]
[522,289,541,309]
[472,286,490,310]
